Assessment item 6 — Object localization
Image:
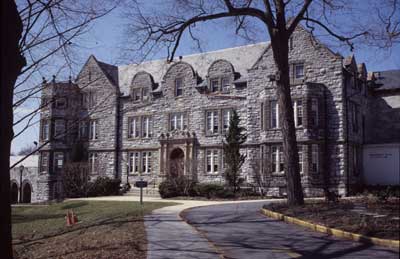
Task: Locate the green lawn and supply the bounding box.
[12,200,177,259]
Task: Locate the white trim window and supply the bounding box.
[128,117,140,138]
[142,116,153,138]
[294,63,304,79]
[271,146,284,173]
[128,152,140,174]
[222,109,233,132]
[78,120,88,139]
[270,101,279,129]
[206,110,219,134]
[293,100,303,127]
[53,152,64,172]
[310,98,319,127]
[142,151,152,174]
[89,120,98,140]
[142,87,150,101]
[175,78,183,96]
[221,77,230,93]
[210,78,219,92]
[170,112,187,131]
[89,153,98,173]
[40,152,49,172]
[41,119,50,141]
[206,149,219,174]
[132,88,141,102]
[311,144,319,172]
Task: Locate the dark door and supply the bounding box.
[11,182,18,204]
[22,183,31,203]
[169,148,184,178]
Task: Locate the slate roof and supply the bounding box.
[117,42,269,95]
[374,69,400,91]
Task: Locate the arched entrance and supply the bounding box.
[169,148,184,178]
[10,182,18,204]
[22,182,32,203]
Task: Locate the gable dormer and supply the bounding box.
[130,71,155,102]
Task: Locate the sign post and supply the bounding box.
[135,179,148,205]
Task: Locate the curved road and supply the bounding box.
[181,201,399,259]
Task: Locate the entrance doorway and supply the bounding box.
[22,182,32,203]
[11,182,18,204]
[169,148,184,178]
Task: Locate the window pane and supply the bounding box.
[295,64,304,79]
[175,78,183,96]
[211,79,219,92]
[271,101,278,128]
[221,78,229,92]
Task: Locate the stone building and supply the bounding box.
[10,155,39,203]
[35,26,399,201]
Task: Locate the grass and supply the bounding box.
[12,200,177,259]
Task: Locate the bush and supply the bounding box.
[158,176,197,198]
[62,162,91,198]
[87,177,121,197]
[194,183,226,199]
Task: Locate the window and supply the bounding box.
[89,153,98,173]
[294,63,304,79]
[221,77,230,93]
[270,101,279,129]
[311,144,319,172]
[88,92,97,108]
[222,109,233,132]
[81,93,88,107]
[55,97,67,109]
[40,152,49,172]
[143,88,150,101]
[142,116,153,138]
[210,79,219,92]
[128,117,140,138]
[128,152,140,174]
[310,99,319,127]
[271,146,284,173]
[78,120,88,139]
[132,88,141,102]
[206,110,219,134]
[293,100,303,127]
[206,149,219,174]
[175,78,183,96]
[142,151,152,174]
[351,102,358,132]
[54,152,64,172]
[298,146,303,174]
[170,112,187,131]
[54,119,65,140]
[352,146,359,175]
[41,119,50,141]
[89,120,98,140]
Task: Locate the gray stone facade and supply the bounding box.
[36,26,399,200]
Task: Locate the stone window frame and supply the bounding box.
[78,120,88,140]
[205,148,220,175]
[53,151,64,173]
[169,112,188,131]
[293,99,304,128]
[141,116,153,138]
[311,144,319,173]
[270,144,305,175]
[175,77,184,97]
[89,119,99,140]
[127,150,153,175]
[53,119,66,141]
[290,61,306,85]
[310,98,319,127]
[132,87,142,102]
[39,152,49,172]
[207,76,231,94]
[127,116,141,139]
[89,152,98,174]
[205,108,235,136]
[40,119,50,141]
[54,96,67,109]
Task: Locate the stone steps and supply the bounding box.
[125,187,161,198]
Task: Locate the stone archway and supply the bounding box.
[22,182,32,203]
[169,148,184,178]
[10,182,18,204]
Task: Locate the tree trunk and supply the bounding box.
[270,31,305,206]
[0,1,25,258]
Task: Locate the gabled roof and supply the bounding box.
[77,55,119,89]
[117,42,268,95]
[373,69,400,91]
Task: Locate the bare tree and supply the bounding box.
[1,0,117,257]
[123,0,398,206]
[17,144,38,156]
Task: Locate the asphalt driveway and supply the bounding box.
[182,201,399,259]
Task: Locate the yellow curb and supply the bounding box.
[261,208,400,250]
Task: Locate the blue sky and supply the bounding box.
[11,2,400,154]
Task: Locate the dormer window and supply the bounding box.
[175,78,183,96]
[132,88,141,102]
[211,79,219,92]
[143,88,150,101]
[221,77,230,93]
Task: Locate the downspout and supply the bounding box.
[343,71,350,196]
[115,93,120,179]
